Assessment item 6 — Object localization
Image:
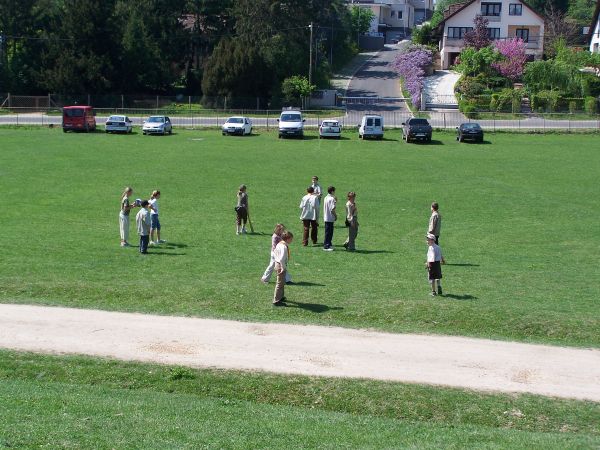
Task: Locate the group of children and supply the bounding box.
[119,187,165,254]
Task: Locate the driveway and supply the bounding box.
[423,70,460,106]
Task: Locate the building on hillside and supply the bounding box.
[437,0,545,69]
[588,0,600,53]
[347,0,434,43]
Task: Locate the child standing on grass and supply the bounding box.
[235,184,249,235]
[261,224,292,284]
[273,231,293,307]
[426,233,445,296]
[343,191,358,251]
[428,202,442,245]
[136,200,151,254]
[119,186,138,247]
[149,190,165,245]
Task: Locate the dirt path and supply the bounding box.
[1,304,599,402]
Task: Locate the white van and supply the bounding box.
[278,109,305,139]
[358,114,384,140]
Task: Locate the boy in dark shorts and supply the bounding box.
[426,233,445,296]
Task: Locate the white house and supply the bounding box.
[589,1,600,54]
[348,0,434,42]
[438,0,545,70]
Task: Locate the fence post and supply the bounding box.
[121,95,124,110]
[156,96,159,113]
[8,93,11,108]
[267,110,269,131]
[493,112,495,133]
[47,93,51,110]
[443,113,446,129]
[256,97,259,110]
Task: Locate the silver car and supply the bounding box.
[105,115,133,134]
[142,116,172,135]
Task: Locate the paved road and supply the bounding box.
[1,304,599,401]
[345,44,408,116]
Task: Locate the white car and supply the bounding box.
[319,119,342,139]
[277,110,305,139]
[142,116,172,135]
[222,116,252,136]
[358,114,384,140]
[105,115,133,133]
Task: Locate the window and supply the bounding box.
[509,4,522,15]
[487,28,500,39]
[391,10,395,18]
[481,2,501,16]
[515,28,529,42]
[398,11,402,19]
[447,27,473,39]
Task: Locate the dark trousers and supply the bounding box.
[323,221,334,248]
[435,236,439,245]
[139,235,149,253]
[302,219,318,246]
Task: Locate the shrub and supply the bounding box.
[455,76,487,98]
[459,100,478,118]
[491,38,527,82]
[531,90,560,113]
[491,88,523,112]
[585,96,598,115]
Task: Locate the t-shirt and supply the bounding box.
[274,241,289,270]
[323,194,337,223]
[428,211,441,236]
[237,192,248,209]
[299,194,319,220]
[121,196,130,216]
[346,201,357,221]
[149,198,159,216]
[427,244,443,263]
[271,233,282,251]
[136,208,151,236]
[311,182,322,199]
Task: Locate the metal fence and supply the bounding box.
[1,107,600,131]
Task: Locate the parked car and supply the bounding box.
[142,116,172,135]
[358,114,384,140]
[62,105,96,133]
[402,117,432,143]
[319,119,342,139]
[105,115,133,134]
[277,110,305,139]
[456,122,484,142]
[222,116,252,136]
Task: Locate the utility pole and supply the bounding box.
[308,22,313,86]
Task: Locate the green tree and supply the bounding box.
[350,6,375,35]
[281,75,315,106]
[430,0,465,28]
[567,0,596,25]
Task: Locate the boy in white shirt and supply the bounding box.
[299,186,319,246]
[323,186,337,251]
[136,200,151,254]
[273,231,293,306]
[426,233,445,296]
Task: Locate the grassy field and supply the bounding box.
[1,351,598,448]
[0,127,599,347]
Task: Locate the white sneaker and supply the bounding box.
[149,241,157,246]
[324,247,334,251]
[158,239,166,243]
[242,228,247,234]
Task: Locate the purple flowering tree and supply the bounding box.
[463,15,491,50]
[492,38,527,82]
[391,44,433,109]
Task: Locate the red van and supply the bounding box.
[62,105,96,132]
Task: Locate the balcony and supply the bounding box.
[481,14,501,22]
[442,35,542,51]
[442,37,465,48]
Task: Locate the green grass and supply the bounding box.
[1,128,599,347]
[1,351,598,448]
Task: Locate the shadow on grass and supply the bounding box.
[163,242,188,248]
[284,300,343,313]
[443,293,478,300]
[444,263,479,267]
[406,139,444,145]
[291,281,326,287]
[457,139,492,145]
[145,252,187,256]
[353,249,394,254]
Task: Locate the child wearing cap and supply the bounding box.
[426,233,445,296]
[235,184,249,235]
[136,200,152,254]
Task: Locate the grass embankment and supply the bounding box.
[0,128,598,347]
[1,351,598,448]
